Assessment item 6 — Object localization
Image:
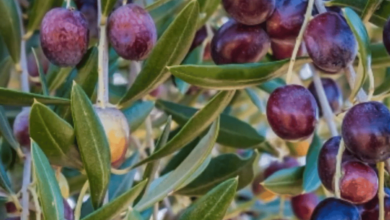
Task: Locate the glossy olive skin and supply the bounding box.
[311,198,360,220]
[222,0,275,25]
[318,136,357,191]
[361,197,390,220]
[40,8,89,67]
[291,193,320,220]
[27,52,49,78]
[13,108,30,148]
[108,4,157,60]
[342,101,390,163]
[340,161,378,204]
[308,78,342,117]
[264,157,299,178]
[64,199,74,220]
[383,18,390,55]
[266,85,318,141]
[304,12,357,73]
[80,3,98,39]
[271,38,303,60]
[211,20,270,65]
[190,26,207,51]
[266,0,307,39]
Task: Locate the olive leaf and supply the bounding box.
[122,100,155,132]
[169,57,310,90]
[258,78,286,93]
[0,106,21,154]
[372,43,390,69]
[134,119,220,212]
[0,159,13,194]
[177,151,258,196]
[303,134,322,193]
[145,0,175,11]
[0,88,69,106]
[83,180,148,220]
[196,0,220,29]
[178,178,238,220]
[30,102,82,169]
[118,1,199,109]
[71,83,111,209]
[344,7,372,102]
[32,142,65,220]
[0,56,12,87]
[360,0,384,23]
[132,91,234,168]
[0,0,21,64]
[156,99,265,148]
[47,67,74,92]
[262,166,305,196]
[245,88,265,113]
[101,0,117,19]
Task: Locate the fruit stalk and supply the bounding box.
[345,64,368,102]
[74,181,89,220]
[311,65,338,136]
[97,0,109,108]
[379,162,385,220]
[21,153,31,220]
[15,0,30,93]
[334,140,345,198]
[285,0,315,83]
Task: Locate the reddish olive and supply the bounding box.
[222,0,275,26]
[308,77,343,116]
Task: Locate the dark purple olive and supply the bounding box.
[291,193,320,220]
[340,161,378,204]
[304,12,357,73]
[13,108,30,148]
[40,8,89,67]
[27,52,49,78]
[266,85,318,141]
[270,38,303,60]
[342,101,390,163]
[361,197,390,220]
[266,0,307,39]
[263,157,299,178]
[222,0,275,26]
[308,78,342,116]
[211,20,270,65]
[311,198,360,220]
[64,199,74,220]
[108,4,157,60]
[80,3,98,39]
[190,26,208,51]
[383,17,390,55]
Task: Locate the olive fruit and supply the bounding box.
[95,107,130,167]
[304,12,357,73]
[64,199,74,220]
[266,85,318,141]
[27,52,49,78]
[211,20,270,65]
[40,8,89,67]
[190,26,208,52]
[291,193,320,220]
[361,197,390,220]
[13,108,31,148]
[311,198,360,220]
[266,0,307,39]
[222,0,275,26]
[342,101,390,163]
[308,78,342,116]
[108,4,157,60]
[80,3,98,39]
[270,38,303,60]
[383,15,390,55]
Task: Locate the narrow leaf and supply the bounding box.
[32,48,49,96]
[0,0,21,64]
[0,106,20,153]
[303,134,322,193]
[371,43,390,69]
[32,142,64,220]
[178,178,238,220]
[133,91,234,167]
[257,78,286,93]
[262,166,305,196]
[83,180,148,220]
[145,0,175,11]
[0,88,69,106]
[169,58,310,90]
[245,88,265,113]
[0,160,13,194]
[0,56,12,87]
[122,100,154,131]
[134,119,220,211]
[30,102,82,169]
[101,0,117,19]
[71,83,111,209]
[118,1,200,109]
[48,67,73,92]
[360,0,383,23]
[196,0,220,29]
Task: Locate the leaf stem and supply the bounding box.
[74,181,89,220]
[310,65,338,136]
[345,65,368,102]
[285,0,315,84]
[21,153,31,220]
[334,139,345,198]
[379,162,385,220]
[97,0,109,108]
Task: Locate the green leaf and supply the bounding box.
[257,78,286,93]
[0,159,13,194]
[118,1,200,109]
[145,0,175,11]
[303,134,322,193]
[156,99,265,148]
[176,45,204,94]
[196,0,220,29]
[371,43,390,69]
[326,0,390,27]
[169,57,310,90]
[134,119,220,211]
[133,91,234,167]
[0,56,12,87]
[32,48,49,96]
[262,166,304,196]
[0,106,20,154]
[48,67,73,92]
[30,102,82,169]
[126,209,143,220]
[83,180,148,220]
[360,0,383,23]
[109,152,139,200]
[343,8,371,101]
[374,68,390,95]
[178,178,238,220]
[245,88,265,113]
[25,0,62,39]
[71,83,111,209]
[101,0,117,19]
[0,88,69,106]
[0,0,21,64]
[177,151,258,196]
[122,101,154,132]
[32,142,64,220]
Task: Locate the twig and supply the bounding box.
[314,0,327,13]
[97,0,109,108]
[28,186,41,220]
[279,196,285,218]
[21,153,31,220]
[66,0,71,8]
[74,181,89,220]
[379,162,385,220]
[334,140,345,198]
[345,65,368,102]
[128,61,141,89]
[15,0,30,93]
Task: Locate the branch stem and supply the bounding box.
[379,162,385,220]
[21,153,31,220]
[334,140,345,198]
[345,65,368,102]
[66,0,71,8]
[97,0,109,108]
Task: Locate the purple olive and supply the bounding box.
[222,0,275,25]
[270,38,303,60]
[383,17,390,55]
[308,77,343,116]
[13,108,31,148]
